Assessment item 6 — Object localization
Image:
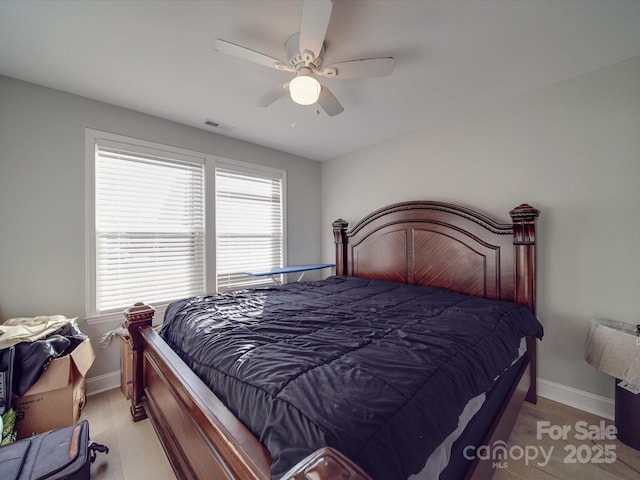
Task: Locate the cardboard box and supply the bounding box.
[120,336,133,399]
[13,338,95,439]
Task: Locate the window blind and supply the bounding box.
[216,166,283,291]
[95,144,205,313]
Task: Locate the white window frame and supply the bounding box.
[85,129,213,324]
[85,129,287,325]
[215,158,287,292]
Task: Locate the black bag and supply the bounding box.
[0,420,108,480]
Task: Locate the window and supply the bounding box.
[87,131,206,318]
[215,163,285,291]
[86,130,287,322]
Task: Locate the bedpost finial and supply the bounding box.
[510,204,539,246]
[509,204,539,221]
[124,301,155,321]
[332,219,348,244]
[333,219,349,276]
[123,301,155,343]
[332,218,348,228]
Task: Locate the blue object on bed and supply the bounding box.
[244,263,335,276]
[160,276,543,480]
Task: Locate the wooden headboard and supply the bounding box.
[333,201,539,313]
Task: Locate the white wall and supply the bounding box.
[322,56,640,403]
[0,75,322,380]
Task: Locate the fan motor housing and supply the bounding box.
[286,33,323,70]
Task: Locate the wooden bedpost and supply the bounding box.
[332,218,349,276]
[510,204,539,314]
[510,204,540,404]
[124,301,155,422]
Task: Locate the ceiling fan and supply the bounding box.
[212,0,394,117]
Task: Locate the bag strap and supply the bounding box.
[89,441,109,463]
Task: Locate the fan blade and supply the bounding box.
[318,85,344,117]
[257,82,290,107]
[299,0,333,59]
[213,38,291,71]
[319,57,395,79]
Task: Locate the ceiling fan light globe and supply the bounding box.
[289,75,321,105]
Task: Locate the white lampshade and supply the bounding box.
[585,318,640,385]
[289,75,320,105]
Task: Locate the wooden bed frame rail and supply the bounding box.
[125,200,540,480]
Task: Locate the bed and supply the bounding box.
[124,200,541,480]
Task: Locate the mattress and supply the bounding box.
[160,276,543,479]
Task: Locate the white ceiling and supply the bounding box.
[1,0,640,161]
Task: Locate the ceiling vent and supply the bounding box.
[204,119,234,132]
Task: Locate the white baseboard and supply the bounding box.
[86,370,120,397]
[538,378,614,420]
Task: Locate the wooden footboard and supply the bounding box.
[125,303,272,479]
[124,303,370,480]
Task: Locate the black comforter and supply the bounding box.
[161,276,543,479]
